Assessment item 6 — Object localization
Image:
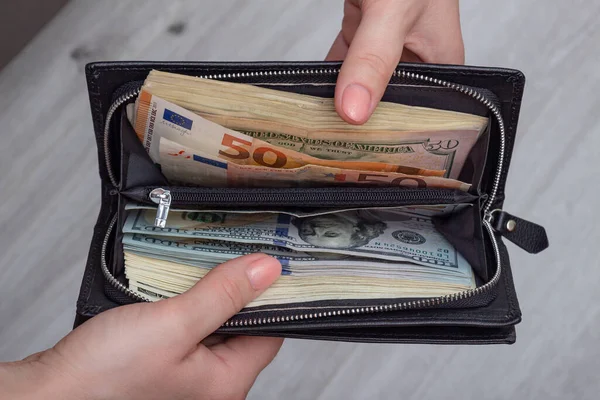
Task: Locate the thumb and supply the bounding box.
[163,253,281,343]
[335,0,421,124]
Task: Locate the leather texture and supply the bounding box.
[76,61,534,344]
[493,211,549,253]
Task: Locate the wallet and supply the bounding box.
[76,61,549,344]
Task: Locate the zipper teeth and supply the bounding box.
[201,68,341,80]
[394,70,505,215]
[100,214,152,302]
[103,88,141,187]
[100,66,508,326]
[163,188,456,205]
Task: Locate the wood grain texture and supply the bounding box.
[0,0,598,398]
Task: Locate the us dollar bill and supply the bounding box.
[123,209,469,269]
[124,253,475,307]
[123,233,472,280]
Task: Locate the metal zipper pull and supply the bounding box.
[486,209,549,254]
[149,188,172,228]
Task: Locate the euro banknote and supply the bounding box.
[158,137,471,190]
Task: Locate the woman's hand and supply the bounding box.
[326,0,465,124]
[0,253,282,400]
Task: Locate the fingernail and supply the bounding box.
[341,83,372,123]
[247,255,281,290]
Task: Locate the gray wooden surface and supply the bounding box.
[0,1,598,399]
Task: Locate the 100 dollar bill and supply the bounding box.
[125,253,475,306]
[123,233,472,278]
[123,209,469,269]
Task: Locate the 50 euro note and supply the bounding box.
[158,137,471,191]
[132,91,445,176]
[141,70,490,179]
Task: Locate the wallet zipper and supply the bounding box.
[104,87,141,188]
[100,67,509,324]
[129,186,469,231]
[131,186,470,225]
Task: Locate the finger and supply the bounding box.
[326,0,362,61]
[22,351,45,362]
[404,0,464,64]
[399,47,423,63]
[182,336,283,398]
[211,336,284,389]
[325,31,349,61]
[335,0,422,124]
[164,253,281,343]
[201,334,228,347]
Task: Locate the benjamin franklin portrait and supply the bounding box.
[292,210,389,249]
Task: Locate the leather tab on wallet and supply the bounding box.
[493,211,549,254]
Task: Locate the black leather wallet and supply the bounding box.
[76,61,549,344]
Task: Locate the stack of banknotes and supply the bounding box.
[123,70,487,305]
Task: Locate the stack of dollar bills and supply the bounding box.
[123,206,475,306]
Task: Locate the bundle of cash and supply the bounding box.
[123,70,483,305]
[134,70,488,179]
[123,207,476,306]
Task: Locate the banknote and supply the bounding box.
[142,70,489,179]
[124,253,475,306]
[241,130,479,181]
[158,138,471,191]
[123,233,472,279]
[133,91,445,176]
[125,250,470,282]
[123,209,469,269]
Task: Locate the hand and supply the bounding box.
[326,0,465,124]
[0,253,282,400]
